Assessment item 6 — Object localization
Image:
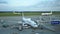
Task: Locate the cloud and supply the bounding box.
[0,0,60,11]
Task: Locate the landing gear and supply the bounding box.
[18,25,23,31]
[18,24,23,31]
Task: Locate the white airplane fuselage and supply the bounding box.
[22,17,38,28]
[41,11,52,15]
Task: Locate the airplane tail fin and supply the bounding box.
[13,11,21,14]
[13,11,25,18]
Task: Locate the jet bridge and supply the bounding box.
[39,15,60,24]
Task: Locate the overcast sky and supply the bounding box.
[0,0,60,11]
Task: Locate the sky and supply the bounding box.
[0,0,60,11]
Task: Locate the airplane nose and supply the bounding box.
[35,25,38,27]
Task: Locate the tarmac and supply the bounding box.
[0,16,60,34]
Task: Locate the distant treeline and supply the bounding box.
[0,11,60,13]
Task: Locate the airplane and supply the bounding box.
[13,11,39,30]
[41,11,52,15]
[13,11,39,27]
